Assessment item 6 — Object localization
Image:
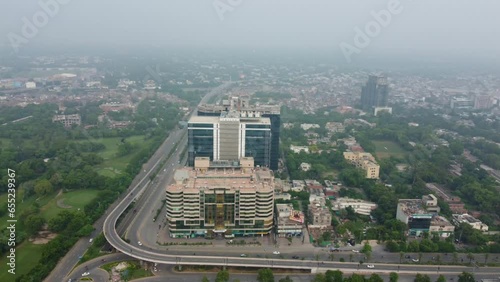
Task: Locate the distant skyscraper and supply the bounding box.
[360,75,389,110]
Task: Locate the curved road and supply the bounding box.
[101,82,500,278]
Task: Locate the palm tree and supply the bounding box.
[399,252,404,264]
[418,252,423,264]
[484,253,489,265]
[453,252,458,264]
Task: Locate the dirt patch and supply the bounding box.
[29,230,58,244]
[57,198,73,209]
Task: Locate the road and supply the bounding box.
[46,82,231,282]
[101,92,500,278]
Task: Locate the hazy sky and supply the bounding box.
[1,0,499,59]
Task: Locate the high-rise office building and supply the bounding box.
[188,111,272,168]
[166,157,274,238]
[196,96,280,170]
[360,75,389,110]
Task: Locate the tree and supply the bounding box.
[24,215,46,236]
[362,242,372,253]
[368,274,384,282]
[312,274,326,282]
[202,276,210,282]
[325,270,343,282]
[436,275,446,282]
[386,241,400,252]
[34,179,53,196]
[458,272,475,282]
[257,268,274,282]
[414,274,431,282]
[328,253,335,261]
[466,253,475,264]
[215,270,229,282]
[278,276,293,282]
[389,272,399,282]
[350,274,366,282]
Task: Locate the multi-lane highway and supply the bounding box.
[45,83,230,282]
[98,83,500,278]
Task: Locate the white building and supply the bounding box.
[25,82,36,89]
[300,162,311,171]
[290,145,309,154]
[331,197,377,216]
[452,214,489,231]
[300,123,320,131]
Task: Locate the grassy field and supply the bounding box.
[0,189,100,228]
[78,135,150,177]
[40,189,101,220]
[0,189,100,280]
[373,140,408,159]
[0,138,12,148]
[0,242,44,281]
[321,170,339,179]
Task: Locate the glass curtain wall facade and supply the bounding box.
[188,123,214,166]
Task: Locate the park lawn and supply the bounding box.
[0,137,13,148]
[321,170,339,179]
[40,189,101,220]
[372,140,408,159]
[0,241,44,281]
[77,135,151,177]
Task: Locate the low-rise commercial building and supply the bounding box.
[343,151,380,179]
[331,197,377,216]
[290,145,309,154]
[308,199,332,227]
[396,195,442,237]
[52,114,81,127]
[429,216,455,238]
[452,214,489,231]
[275,204,304,238]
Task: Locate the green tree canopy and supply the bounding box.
[257,268,275,282]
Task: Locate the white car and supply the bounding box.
[366,264,375,269]
[138,241,143,246]
[412,258,419,262]
[273,251,280,255]
[240,254,248,257]
[81,272,90,276]
[352,250,360,253]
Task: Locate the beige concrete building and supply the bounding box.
[166,157,274,238]
[343,151,380,179]
[52,114,81,127]
[429,216,455,238]
[275,204,304,238]
[308,199,332,227]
